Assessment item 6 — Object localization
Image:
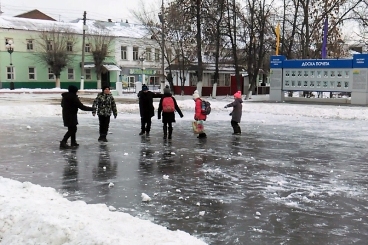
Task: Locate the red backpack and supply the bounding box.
[162,97,175,112]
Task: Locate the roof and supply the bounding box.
[0,16,150,39]
[167,63,247,73]
[14,9,56,21]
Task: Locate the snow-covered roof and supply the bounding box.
[0,16,150,39]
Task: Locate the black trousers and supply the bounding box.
[141,117,152,133]
[231,120,241,134]
[62,125,77,143]
[99,115,111,136]
[163,122,173,135]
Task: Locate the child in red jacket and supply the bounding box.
[193,90,207,138]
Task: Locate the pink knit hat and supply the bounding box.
[234,91,242,98]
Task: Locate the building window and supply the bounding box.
[85,43,91,52]
[67,42,73,52]
[48,68,54,80]
[5,38,14,46]
[68,68,74,80]
[189,73,197,86]
[127,76,135,87]
[133,47,138,60]
[155,49,160,61]
[167,48,172,61]
[47,40,53,51]
[146,48,152,61]
[121,46,127,60]
[27,39,34,51]
[85,69,91,80]
[28,67,36,80]
[6,66,14,80]
[149,76,160,86]
[218,74,230,86]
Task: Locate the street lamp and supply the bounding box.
[5,39,15,90]
[158,0,165,93]
[139,53,146,85]
[80,11,87,90]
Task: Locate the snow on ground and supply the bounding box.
[1,88,368,244]
[0,89,368,121]
[0,177,206,245]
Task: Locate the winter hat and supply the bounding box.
[234,91,242,99]
[192,90,200,99]
[142,84,148,91]
[163,85,171,94]
[68,85,78,94]
[102,85,110,92]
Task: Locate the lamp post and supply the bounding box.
[80,11,87,91]
[159,0,165,93]
[139,53,146,85]
[5,39,15,90]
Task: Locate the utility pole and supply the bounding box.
[160,0,165,93]
[196,0,203,96]
[80,11,87,90]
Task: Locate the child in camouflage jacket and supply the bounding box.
[92,85,118,142]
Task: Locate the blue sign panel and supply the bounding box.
[353,54,368,68]
[283,59,353,69]
[270,55,286,68]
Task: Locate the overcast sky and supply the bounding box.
[1,0,164,23]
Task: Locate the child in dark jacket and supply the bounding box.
[224,91,243,135]
[158,86,183,139]
[60,85,94,149]
[137,84,162,136]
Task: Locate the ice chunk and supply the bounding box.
[108,206,116,211]
[141,193,151,202]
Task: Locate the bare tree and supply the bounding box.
[133,1,176,92]
[351,0,368,45]
[202,0,227,88]
[222,0,244,91]
[166,1,197,94]
[87,28,115,89]
[239,0,274,97]
[33,26,78,88]
[277,0,364,59]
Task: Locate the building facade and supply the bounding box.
[115,35,163,91]
[0,16,118,89]
[0,13,244,95]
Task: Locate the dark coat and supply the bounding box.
[158,93,183,123]
[61,92,93,127]
[226,98,243,123]
[137,90,161,118]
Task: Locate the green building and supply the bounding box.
[0,15,119,89]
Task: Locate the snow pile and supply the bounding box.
[1,92,368,121]
[0,177,207,245]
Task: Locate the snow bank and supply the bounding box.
[0,177,207,245]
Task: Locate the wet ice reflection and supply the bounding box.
[1,116,368,244]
